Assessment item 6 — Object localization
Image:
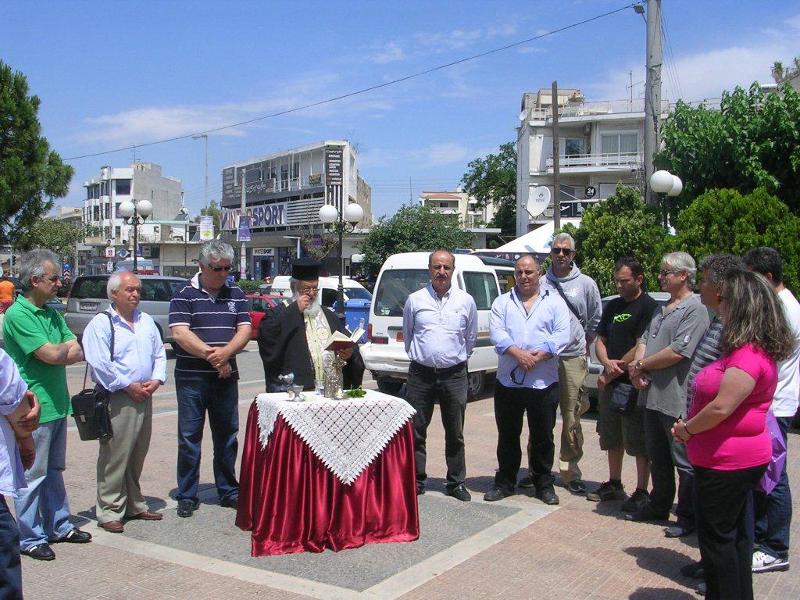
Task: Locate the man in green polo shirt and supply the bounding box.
[2,249,91,561]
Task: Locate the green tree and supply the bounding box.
[14,218,86,264]
[359,204,474,275]
[0,61,73,241]
[667,187,800,292]
[657,82,800,216]
[563,185,667,296]
[195,199,222,236]
[460,142,516,235]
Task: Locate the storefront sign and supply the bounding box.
[325,147,343,186]
[199,216,214,240]
[220,203,287,230]
[252,248,274,256]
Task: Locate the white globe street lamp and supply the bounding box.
[318,201,364,317]
[649,170,683,228]
[118,197,154,273]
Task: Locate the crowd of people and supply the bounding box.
[0,238,797,600]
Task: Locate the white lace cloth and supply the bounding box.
[255,391,416,485]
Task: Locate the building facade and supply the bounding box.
[516,88,669,237]
[219,140,371,279]
[418,191,500,248]
[81,162,195,275]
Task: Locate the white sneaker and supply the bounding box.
[752,550,790,573]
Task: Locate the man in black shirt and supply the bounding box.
[587,257,658,511]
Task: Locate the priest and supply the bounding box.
[258,259,364,392]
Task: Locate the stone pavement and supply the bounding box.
[17,348,800,599]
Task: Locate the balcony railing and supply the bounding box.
[545,152,642,169]
[524,97,722,122]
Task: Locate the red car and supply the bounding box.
[246,293,286,339]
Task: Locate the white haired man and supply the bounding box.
[82,271,166,533]
[169,241,252,518]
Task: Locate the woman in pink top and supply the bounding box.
[672,271,794,600]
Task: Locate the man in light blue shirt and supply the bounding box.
[484,255,570,505]
[403,249,477,501]
[82,272,167,534]
[1,348,41,597]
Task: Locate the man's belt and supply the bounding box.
[410,361,466,377]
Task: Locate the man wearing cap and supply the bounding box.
[169,241,251,519]
[258,259,364,392]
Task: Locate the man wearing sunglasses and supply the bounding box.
[519,233,601,496]
[169,241,252,519]
[484,255,570,505]
[2,250,90,561]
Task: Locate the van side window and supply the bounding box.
[374,269,429,317]
[321,289,337,308]
[463,272,498,310]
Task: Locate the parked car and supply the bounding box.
[64,274,187,346]
[360,252,514,399]
[245,293,287,339]
[584,291,672,402]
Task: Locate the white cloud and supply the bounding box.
[77,72,395,145]
[371,41,405,64]
[418,142,469,166]
[586,19,800,103]
[360,142,470,169]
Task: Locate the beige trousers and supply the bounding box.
[96,390,152,523]
[556,355,590,482]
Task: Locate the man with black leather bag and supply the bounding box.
[587,257,657,511]
[82,272,166,534]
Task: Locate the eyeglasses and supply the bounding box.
[209,265,232,272]
[298,287,319,295]
[659,269,679,277]
[550,248,574,256]
[510,366,527,385]
[43,275,61,282]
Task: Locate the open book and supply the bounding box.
[324,327,365,352]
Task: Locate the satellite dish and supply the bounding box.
[527,186,551,217]
[518,110,527,122]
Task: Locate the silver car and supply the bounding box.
[64,274,187,346]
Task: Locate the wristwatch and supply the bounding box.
[634,359,645,371]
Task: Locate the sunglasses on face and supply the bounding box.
[551,248,573,256]
[209,265,232,272]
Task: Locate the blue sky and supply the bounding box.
[1,1,798,220]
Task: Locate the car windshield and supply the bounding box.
[374,269,430,316]
[69,277,109,300]
[345,287,372,301]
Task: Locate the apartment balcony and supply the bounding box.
[543,152,642,174]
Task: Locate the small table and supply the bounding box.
[236,390,419,556]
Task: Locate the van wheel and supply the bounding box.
[376,378,404,397]
[467,371,485,400]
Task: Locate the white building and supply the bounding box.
[417,191,500,248]
[516,88,669,237]
[220,140,371,279]
[82,162,191,275]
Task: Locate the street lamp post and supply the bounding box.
[649,170,683,228]
[118,198,153,273]
[193,134,209,209]
[319,202,364,318]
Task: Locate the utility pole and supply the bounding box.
[551,81,561,231]
[644,0,663,206]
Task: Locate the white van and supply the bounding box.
[267,275,372,309]
[361,252,515,398]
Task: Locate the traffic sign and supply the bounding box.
[118,248,129,259]
[106,261,114,273]
[105,247,115,258]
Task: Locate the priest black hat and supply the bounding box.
[291,258,321,281]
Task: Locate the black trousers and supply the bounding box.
[644,408,694,526]
[493,382,559,492]
[694,463,766,600]
[0,496,22,600]
[405,361,467,490]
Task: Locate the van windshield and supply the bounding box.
[374,270,429,316]
[345,287,372,301]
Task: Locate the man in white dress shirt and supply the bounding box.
[402,249,477,501]
[82,272,167,534]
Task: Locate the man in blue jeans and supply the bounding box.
[169,241,251,518]
[744,247,800,573]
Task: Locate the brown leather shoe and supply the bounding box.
[99,520,124,533]
[128,510,163,521]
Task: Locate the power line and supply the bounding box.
[64,3,639,161]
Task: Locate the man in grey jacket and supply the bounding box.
[520,233,601,494]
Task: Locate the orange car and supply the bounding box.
[246,293,286,339]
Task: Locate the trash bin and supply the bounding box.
[344,299,370,343]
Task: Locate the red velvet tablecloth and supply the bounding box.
[236,401,419,556]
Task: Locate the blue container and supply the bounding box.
[344,299,370,343]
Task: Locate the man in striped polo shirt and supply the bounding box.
[169,241,252,518]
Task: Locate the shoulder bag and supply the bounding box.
[71,312,114,441]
